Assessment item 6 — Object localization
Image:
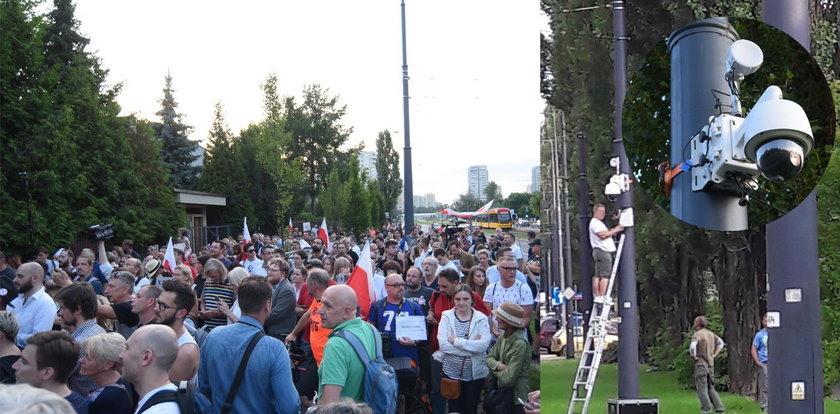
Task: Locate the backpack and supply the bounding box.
[136,381,209,414]
[334,323,398,414]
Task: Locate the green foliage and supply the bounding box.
[367,179,386,227]
[452,192,481,212]
[375,130,402,215]
[342,154,370,233]
[505,192,531,217]
[155,73,200,189]
[321,168,346,227]
[484,181,502,203]
[529,191,541,219]
[283,84,352,214]
[0,0,184,254]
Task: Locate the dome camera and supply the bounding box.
[742,85,813,182]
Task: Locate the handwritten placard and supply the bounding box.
[395,315,427,341]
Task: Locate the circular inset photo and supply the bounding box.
[623,17,835,231]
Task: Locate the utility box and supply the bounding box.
[607,398,659,414]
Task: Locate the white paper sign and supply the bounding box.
[395,315,427,341]
[302,222,311,232]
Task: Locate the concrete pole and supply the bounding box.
[400,0,415,233]
[560,111,576,359]
[611,0,639,398]
[667,19,746,231]
[576,130,593,349]
[763,2,824,412]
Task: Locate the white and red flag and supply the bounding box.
[288,217,294,234]
[162,237,176,272]
[347,240,376,319]
[241,217,251,262]
[317,217,331,252]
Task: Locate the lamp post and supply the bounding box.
[400,0,415,234]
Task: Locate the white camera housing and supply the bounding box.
[690,85,813,191]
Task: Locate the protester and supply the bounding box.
[291,266,307,301]
[199,276,300,413]
[54,282,105,396]
[199,258,235,331]
[97,272,140,339]
[131,285,162,327]
[0,274,18,311]
[433,248,462,279]
[0,382,77,413]
[240,242,267,277]
[218,267,248,325]
[436,285,490,414]
[79,332,133,414]
[0,311,21,384]
[368,274,424,364]
[119,325,180,413]
[484,256,534,338]
[155,280,199,385]
[13,330,88,413]
[464,266,488,298]
[10,262,57,348]
[751,313,769,412]
[486,302,531,414]
[172,264,194,287]
[333,257,352,284]
[316,284,381,405]
[265,257,296,340]
[421,257,439,290]
[690,315,726,414]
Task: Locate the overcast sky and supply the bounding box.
[73,0,545,204]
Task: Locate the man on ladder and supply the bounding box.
[588,203,624,303]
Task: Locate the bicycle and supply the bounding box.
[387,357,431,414]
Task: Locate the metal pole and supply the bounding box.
[576,130,593,347]
[667,19,746,231]
[400,0,415,233]
[560,110,575,358]
[611,0,639,398]
[763,3,823,412]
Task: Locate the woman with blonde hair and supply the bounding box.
[0,311,20,384]
[332,256,352,284]
[218,267,249,324]
[172,264,194,287]
[198,258,234,331]
[80,332,133,414]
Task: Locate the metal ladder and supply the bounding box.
[566,234,625,414]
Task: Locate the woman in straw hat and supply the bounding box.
[486,301,531,414]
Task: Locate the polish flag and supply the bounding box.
[347,240,376,319]
[299,238,312,250]
[317,217,331,252]
[288,217,294,234]
[162,237,177,272]
[241,217,251,262]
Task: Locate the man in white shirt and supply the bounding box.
[120,324,181,413]
[504,233,524,270]
[589,203,624,302]
[156,280,199,386]
[10,262,57,348]
[433,248,462,279]
[483,256,534,337]
[240,243,267,277]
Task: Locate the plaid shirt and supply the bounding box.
[68,319,106,395]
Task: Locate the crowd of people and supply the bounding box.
[0,222,543,413]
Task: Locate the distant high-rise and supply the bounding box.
[424,193,436,208]
[359,151,378,181]
[468,165,489,201]
[531,166,540,193]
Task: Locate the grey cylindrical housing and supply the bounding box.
[668,18,747,231]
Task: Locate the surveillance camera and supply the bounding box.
[605,182,622,197]
[742,86,813,182]
[725,39,763,78]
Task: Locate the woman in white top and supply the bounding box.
[218,267,248,324]
[436,284,491,414]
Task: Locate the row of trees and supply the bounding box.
[0,0,403,255]
[543,0,839,396]
[451,183,540,219]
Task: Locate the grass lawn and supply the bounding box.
[541,359,840,414]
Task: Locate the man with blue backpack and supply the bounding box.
[315,284,397,414]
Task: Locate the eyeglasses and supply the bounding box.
[499,266,518,271]
[386,283,406,288]
[246,249,255,253]
[157,301,179,311]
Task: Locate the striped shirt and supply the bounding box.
[69,319,106,395]
[202,280,235,330]
[442,313,473,381]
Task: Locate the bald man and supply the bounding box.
[316,285,383,405]
[120,324,181,413]
[368,274,423,365]
[10,262,58,348]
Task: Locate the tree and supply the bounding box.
[484,182,502,203]
[283,84,352,214]
[156,72,200,189]
[199,102,253,225]
[321,168,345,227]
[367,179,386,227]
[375,130,403,216]
[342,154,370,233]
[452,192,481,212]
[505,192,532,217]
